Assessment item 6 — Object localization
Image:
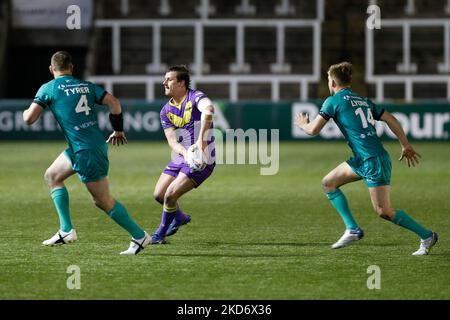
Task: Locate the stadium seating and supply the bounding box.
[1,0,449,101]
[367,0,450,101]
[89,0,324,101]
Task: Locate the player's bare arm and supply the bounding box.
[196,100,215,151]
[380,111,421,167]
[23,103,44,125]
[295,112,328,136]
[103,93,128,146]
[164,127,187,158]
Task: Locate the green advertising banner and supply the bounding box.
[1,100,449,141]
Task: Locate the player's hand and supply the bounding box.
[106,131,128,146]
[399,144,421,167]
[295,112,310,129]
[185,144,197,169]
[195,140,207,152]
[181,148,188,159]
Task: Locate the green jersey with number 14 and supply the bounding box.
[319,87,387,161]
[33,75,107,153]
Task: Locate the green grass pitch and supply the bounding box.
[0,141,449,299]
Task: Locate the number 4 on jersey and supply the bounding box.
[355,107,375,128]
[75,95,91,115]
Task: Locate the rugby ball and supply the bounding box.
[186,145,207,172]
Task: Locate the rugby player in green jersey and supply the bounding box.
[23,51,150,255]
[295,62,438,256]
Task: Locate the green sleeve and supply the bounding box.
[33,83,52,108]
[93,83,107,105]
[319,96,336,120]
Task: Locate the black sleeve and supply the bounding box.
[319,111,331,121]
[374,108,385,120]
[32,99,48,109]
[97,91,108,105]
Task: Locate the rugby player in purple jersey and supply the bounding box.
[151,65,215,244]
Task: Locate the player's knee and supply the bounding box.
[153,191,164,205]
[164,190,178,205]
[44,168,58,186]
[321,177,334,192]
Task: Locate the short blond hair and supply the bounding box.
[51,51,72,71]
[328,62,352,86]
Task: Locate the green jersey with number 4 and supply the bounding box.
[319,87,386,160]
[33,75,107,153]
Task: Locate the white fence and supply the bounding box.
[88,0,324,102]
[366,0,450,101]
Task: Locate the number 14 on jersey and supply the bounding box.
[355,107,375,128]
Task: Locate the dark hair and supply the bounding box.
[168,65,190,89]
[51,51,73,71]
[328,62,352,86]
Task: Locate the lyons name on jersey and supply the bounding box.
[63,86,90,96]
[350,100,369,107]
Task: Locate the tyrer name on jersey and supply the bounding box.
[34,75,107,153]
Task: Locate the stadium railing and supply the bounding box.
[366,0,450,102]
[88,0,324,102]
